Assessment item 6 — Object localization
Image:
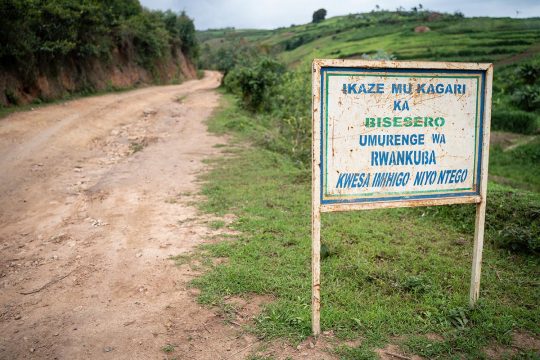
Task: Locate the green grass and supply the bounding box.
[490,137,540,192]
[208,220,226,230]
[181,95,539,358]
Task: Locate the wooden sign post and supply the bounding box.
[311,59,493,336]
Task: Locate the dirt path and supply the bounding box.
[0,72,259,359]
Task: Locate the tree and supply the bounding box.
[312,8,327,23]
[176,11,198,57]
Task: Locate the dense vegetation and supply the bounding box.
[0,0,198,104]
[188,9,540,359]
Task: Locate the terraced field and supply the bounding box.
[199,13,540,67]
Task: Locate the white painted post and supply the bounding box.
[470,201,486,305]
[469,65,493,307]
[312,201,321,336]
[311,60,322,336]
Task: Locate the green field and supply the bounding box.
[188,11,540,359]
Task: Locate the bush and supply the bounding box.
[492,60,539,131]
[176,11,199,58]
[491,109,538,134]
[282,34,317,51]
[511,84,540,112]
[269,71,311,163]
[123,11,171,68]
[516,63,540,85]
[223,58,285,112]
[507,138,540,163]
[223,62,312,164]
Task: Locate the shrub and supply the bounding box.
[223,64,312,164]
[516,63,540,85]
[511,84,540,112]
[283,34,317,51]
[176,11,198,58]
[223,58,285,112]
[361,49,397,60]
[492,60,539,131]
[123,11,171,68]
[269,71,311,163]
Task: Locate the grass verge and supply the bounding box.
[186,93,539,359]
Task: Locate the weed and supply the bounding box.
[161,344,175,353]
[130,142,145,154]
[401,275,431,294]
[446,306,471,330]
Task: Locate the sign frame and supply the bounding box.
[311,59,493,336]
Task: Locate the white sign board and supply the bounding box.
[310,59,492,335]
[314,60,492,210]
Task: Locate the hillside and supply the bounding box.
[199,11,540,67]
[0,0,199,107]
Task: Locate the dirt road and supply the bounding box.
[0,72,258,359]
